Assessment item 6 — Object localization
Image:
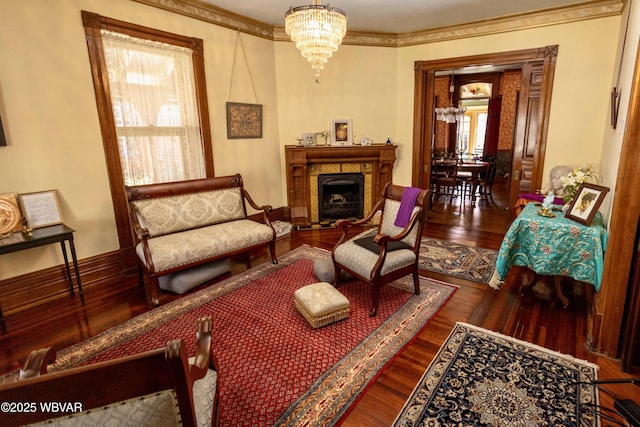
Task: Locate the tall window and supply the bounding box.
[102,31,206,185]
[458,100,489,159]
[83,11,213,261]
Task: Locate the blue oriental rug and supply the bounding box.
[394,323,600,426]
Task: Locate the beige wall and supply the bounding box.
[0,0,624,280]
[273,42,399,200]
[394,18,620,188]
[0,0,281,279]
[598,0,640,222]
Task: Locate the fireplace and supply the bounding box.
[318,173,364,220]
[284,145,397,226]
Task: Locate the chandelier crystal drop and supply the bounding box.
[285,1,347,82]
[435,74,467,123]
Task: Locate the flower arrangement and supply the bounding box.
[560,164,598,203]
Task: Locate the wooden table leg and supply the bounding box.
[470,173,479,205]
[518,268,537,294]
[553,275,570,307]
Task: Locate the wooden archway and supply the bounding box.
[412,46,558,210]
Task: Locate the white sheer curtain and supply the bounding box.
[101,30,206,185]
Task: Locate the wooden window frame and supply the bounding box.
[82,11,214,270]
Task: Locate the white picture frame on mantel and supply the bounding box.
[330,118,352,146]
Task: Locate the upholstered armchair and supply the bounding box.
[0,317,218,427]
[331,183,430,316]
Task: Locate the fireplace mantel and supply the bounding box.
[285,144,397,226]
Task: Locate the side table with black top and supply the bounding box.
[0,224,84,333]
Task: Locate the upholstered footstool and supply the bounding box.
[295,282,350,328]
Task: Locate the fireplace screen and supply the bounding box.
[318,173,364,221]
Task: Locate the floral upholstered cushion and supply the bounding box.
[136,219,274,273]
[190,358,218,427]
[30,390,181,426]
[379,199,420,247]
[132,188,245,237]
[333,229,417,280]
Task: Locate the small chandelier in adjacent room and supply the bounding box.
[435,71,467,123]
[285,1,347,82]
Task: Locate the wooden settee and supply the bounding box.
[126,174,278,305]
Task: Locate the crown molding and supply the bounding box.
[394,0,624,47]
[130,0,274,38]
[131,0,624,47]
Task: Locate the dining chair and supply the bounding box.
[433,160,460,201]
[478,156,498,202]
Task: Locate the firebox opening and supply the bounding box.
[318,173,364,221]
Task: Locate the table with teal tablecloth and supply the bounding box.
[495,202,607,301]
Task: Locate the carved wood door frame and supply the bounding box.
[412,46,558,211]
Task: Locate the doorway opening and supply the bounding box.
[413,45,559,221]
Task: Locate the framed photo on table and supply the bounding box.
[330,118,352,145]
[565,183,609,226]
[18,190,64,229]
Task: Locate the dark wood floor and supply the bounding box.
[1,182,637,425]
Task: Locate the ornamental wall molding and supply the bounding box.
[131,0,623,47]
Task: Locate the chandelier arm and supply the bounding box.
[435,71,466,122]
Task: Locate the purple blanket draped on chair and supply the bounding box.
[395,187,422,227]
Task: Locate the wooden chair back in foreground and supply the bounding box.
[0,316,218,427]
[331,183,430,316]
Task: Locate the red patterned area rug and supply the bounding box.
[19,246,457,426]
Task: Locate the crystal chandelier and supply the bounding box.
[285,1,347,82]
[435,72,467,123]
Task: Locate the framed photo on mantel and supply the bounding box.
[330,118,352,146]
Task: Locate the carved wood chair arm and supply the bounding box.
[335,200,384,230]
[190,316,213,379]
[19,347,57,379]
[132,223,150,240]
[333,200,384,248]
[241,188,272,214]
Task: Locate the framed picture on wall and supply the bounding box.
[18,190,64,228]
[226,102,262,139]
[330,118,352,145]
[565,183,609,226]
